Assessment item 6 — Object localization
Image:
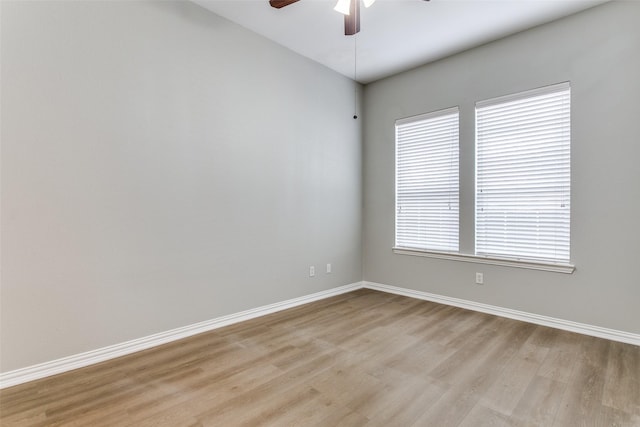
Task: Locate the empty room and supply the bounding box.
[1,0,639,425]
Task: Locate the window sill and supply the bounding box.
[392,247,575,274]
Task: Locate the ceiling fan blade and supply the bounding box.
[344,0,360,35]
[269,0,300,8]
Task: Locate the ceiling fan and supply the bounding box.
[270,0,430,36]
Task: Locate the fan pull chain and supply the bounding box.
[353,34,358,119]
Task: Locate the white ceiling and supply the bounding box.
[192,0,608,84]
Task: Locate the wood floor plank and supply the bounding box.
[309,364,383,405]
[510,375,567,427]
[311,406,370,427]
[537,329,582,383]
[481,341,550,415]
[381,338,456,380]
[409,386,478,427]
[602,341,640,416]
[458,404,513,427]
[1,289,638,427]
[428,318,535,391]
[552,351,608,427]
[348,376,444,427]
[525,323,561,348]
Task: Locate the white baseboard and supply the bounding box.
[4,279,638,389]
[0,282,363,389]
[364,281,640,347]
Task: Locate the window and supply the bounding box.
[395,107,459,252]
[476,82,571,263]
[393,83,573,272]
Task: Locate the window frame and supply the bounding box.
[394,106,460,253]
[475,82,571,264]
[392,83,575,274]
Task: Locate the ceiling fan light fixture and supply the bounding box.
[334,0,351,15]
[363,0,375,8]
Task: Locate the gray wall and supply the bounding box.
[363,1,640,335]
[0,0,362,372]
[3,0,638,376]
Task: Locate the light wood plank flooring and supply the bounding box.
[1,289,639,426]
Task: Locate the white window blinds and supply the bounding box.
[476,82,571,263]
[396,107,459,252]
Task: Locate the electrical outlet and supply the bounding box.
[326,263,332,274]
[309,266,315,277]
[475,272,484,285]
